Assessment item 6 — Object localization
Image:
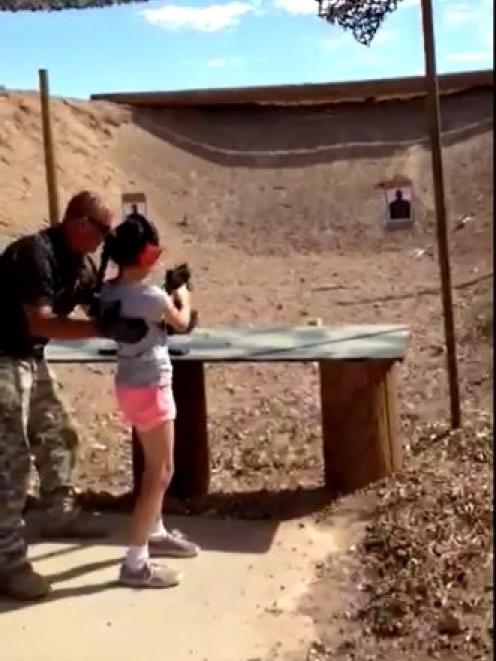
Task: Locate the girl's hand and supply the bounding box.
[173,284,190,310]
[166,285,192,332]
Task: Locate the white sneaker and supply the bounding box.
[149,529,200,558]
[119,561,180,588]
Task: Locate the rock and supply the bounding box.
[454,214,475,232]
[91,442,107,451]
[437,611,462,636]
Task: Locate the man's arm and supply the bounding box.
[77,254,99,317]
[24,301,150,344]
[17,239,147,344]
[24,303,100,340]
[13,239,100,341]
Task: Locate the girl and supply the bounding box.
[100,214,199,589]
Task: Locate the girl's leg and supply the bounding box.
[120,420,179,589]
[130,420,174,546]
[147,386,200,559]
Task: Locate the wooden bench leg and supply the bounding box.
[319,359,402,496]
[131,361,210,503]
[169,360,210,500]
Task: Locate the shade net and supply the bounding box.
[316,0,408,46]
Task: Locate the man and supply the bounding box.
[388,189,411,220]
[0,191,146,601]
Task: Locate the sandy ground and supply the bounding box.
[0,511,367,661]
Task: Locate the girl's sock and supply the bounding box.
[149,517,168,541]
[124,544,149,570]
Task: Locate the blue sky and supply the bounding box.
[0,0,493,98]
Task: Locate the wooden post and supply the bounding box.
[319,360,402,496]
[131,360,210,503]
[38,69,59,226]
[420,0,461,429]
[169,361,210,500]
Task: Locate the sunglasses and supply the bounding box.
[85,216,111,237]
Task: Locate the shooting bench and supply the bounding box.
[46,324,408,500]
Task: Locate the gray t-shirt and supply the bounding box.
[100,281,174,387]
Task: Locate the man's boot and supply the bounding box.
[39,488,107,540]
[0,563,51,601]
[40,510,107,540]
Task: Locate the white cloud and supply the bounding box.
[480,23,493,50]
[447,51,494,64]
[207,56,245,67]
[362,53,393,67]
[323,38,341,50]
[443,2,473,27]
[323,27,395,50]
[142,2,254,32]
[442,0,493,66]
[398,0,420,8]
[322,34,392,65]
[373,28,397,45]
[208,58,225,67]
[273,0,315,15]
[443,0,493,30]
[322,32,351,50]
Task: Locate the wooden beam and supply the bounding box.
[420,0,461,429]
[169,361,210,500]
[319,359,401,496]
[38,69,59,226]
[90,69,493,108]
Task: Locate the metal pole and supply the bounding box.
[420,0,461,428]
[38,69,60,226]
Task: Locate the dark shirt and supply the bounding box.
[0,226,97,358]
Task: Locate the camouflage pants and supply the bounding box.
[0,356,79,573]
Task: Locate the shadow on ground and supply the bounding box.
[1,489,335,615]
[71,485,334,521]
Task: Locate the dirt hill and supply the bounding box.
[0,85,492,492]
[1,87,492,254]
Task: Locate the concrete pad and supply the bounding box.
[0,514,347,661]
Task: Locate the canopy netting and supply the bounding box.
[316,0,407,45]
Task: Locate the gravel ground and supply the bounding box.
[299,409,493,661]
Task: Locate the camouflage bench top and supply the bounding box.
[46,324,409,363]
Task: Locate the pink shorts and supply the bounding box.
[115,384,176,432]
